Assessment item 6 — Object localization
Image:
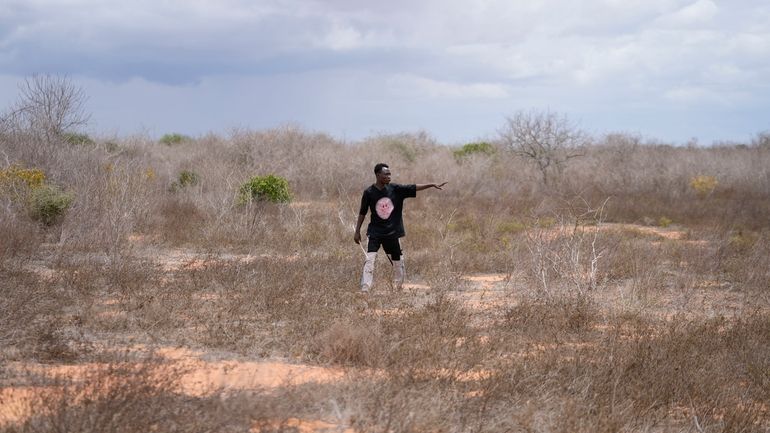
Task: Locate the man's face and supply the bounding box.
[377,167,392,184]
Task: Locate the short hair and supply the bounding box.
[374,163,389,174]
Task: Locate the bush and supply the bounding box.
[29,184,73,225]
[690,175,718,198]
[658,216,673,228]
[159,133,190,146]
[453,141,495,159]
[62,132,95,146]
[0,164,48,210]
[0,165,46,190]
[169,170,200,191]
[238,174,292,204]
[0,164,73,225]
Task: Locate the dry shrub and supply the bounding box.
[338,373,472,433]
[27,317,91,363]
[0,208,42,264]
[586,313,770,428]
[0,269,90,363]
[377,294,488,377]
[138,254,364,355]
[474,312,770,432]
[718,230,770,293]
[502,293,598,339]
[3,355,267,433]
[313,319,384,367]
[311,291,487,375]
[155,195,206,245]
[599,231,668,291]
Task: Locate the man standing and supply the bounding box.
[354,163,447,293]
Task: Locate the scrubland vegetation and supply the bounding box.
[1,76,769,432]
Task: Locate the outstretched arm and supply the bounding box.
[415,182,447,191]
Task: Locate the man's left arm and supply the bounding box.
[415,182,448,191]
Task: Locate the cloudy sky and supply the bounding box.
[1,0,768,144]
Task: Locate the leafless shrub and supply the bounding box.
[502,293,597,339]
[751,130,770,148]
[0,75,90,171]
[344,377,466,433]
[0,206,42,265]
[313,319,385,367]
[9,75,90,138]
[155,196,206,245]
[523,197,610,295]
[589,313,770,427]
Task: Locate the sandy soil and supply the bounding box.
[0,346,344,428]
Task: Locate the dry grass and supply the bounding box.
[1,127,769,432]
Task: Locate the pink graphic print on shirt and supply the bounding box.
[375,197,394,219]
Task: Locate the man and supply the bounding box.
[354,163,447,293]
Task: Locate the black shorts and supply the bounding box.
[367,237,402,261]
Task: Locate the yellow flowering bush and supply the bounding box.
[690,175,718,198]
[0,164,73,225]
[0,165,46,189]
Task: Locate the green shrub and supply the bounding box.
[178,170,200,187]
[497,218,526,234]
[658,216,673,228]
[390,140,418,162]
[29,184,73,225]
[453,141,495,159]
[238,174,292,204]
[62,132,95,146]
[169,170,201,192]
[159,133,190,146]
[104,141,120,153]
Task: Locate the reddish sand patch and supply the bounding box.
[454,273,513,311]
[0,386,53,425]
[461,273,508,289]
[601,223,689,240]
[177,358,343,396]
[0,347,344,427]
[252,417,354,433]
[402,282,430,290]
[158,347,344,396]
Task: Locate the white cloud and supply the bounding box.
[663,85,741,106]
[655,0,718,27]
[387,74,509,99]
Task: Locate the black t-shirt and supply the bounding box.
[359,183,417,238]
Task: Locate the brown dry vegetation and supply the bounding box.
[1,118,770,432]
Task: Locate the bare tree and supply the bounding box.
[752,131,770,148]
[499,110,588,184]
[1,74,90,143]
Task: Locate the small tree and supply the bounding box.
[2,74,90,143]
[499,110,587,184]
[752,131,770,148]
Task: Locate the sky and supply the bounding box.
[1,0,769,145]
